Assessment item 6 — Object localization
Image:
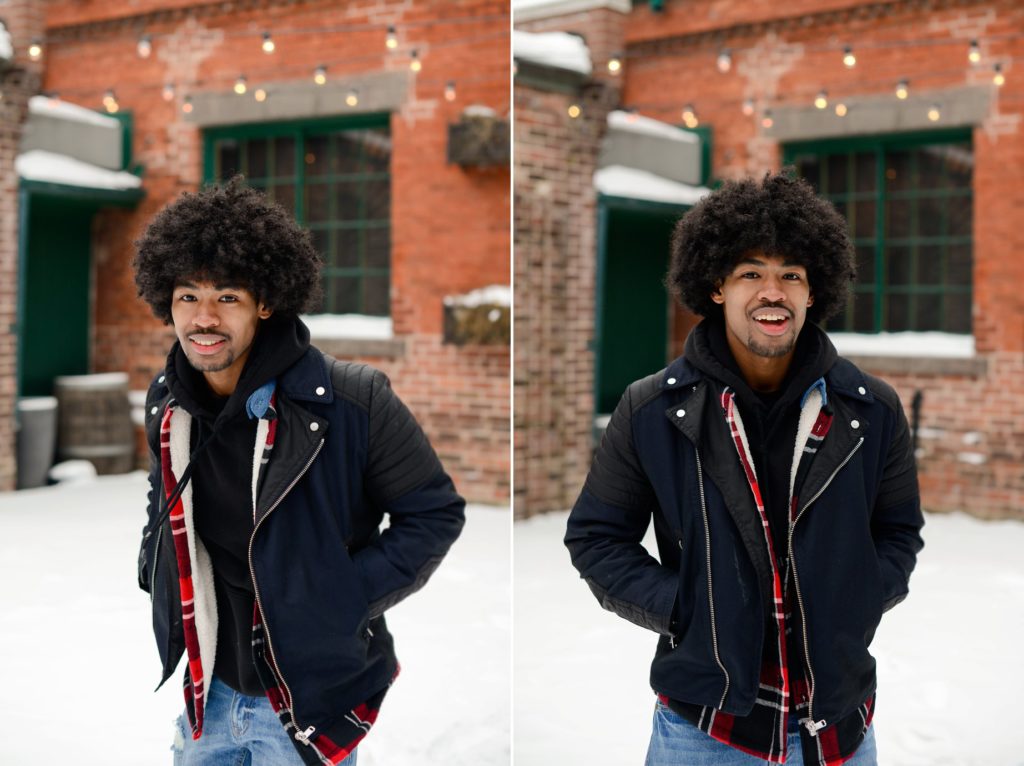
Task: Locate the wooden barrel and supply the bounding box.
[54,372,135,475]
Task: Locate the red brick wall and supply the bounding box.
[0,0,45,491]
[513,64,620,517]
[617,0,1024,518]
[41,0,509,503]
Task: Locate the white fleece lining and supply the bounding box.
[168,408,218,697]
[252,417,270,522]
[789,388,823,504]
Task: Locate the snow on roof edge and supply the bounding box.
[513,30,592,76]
[594,165,709,206]
[16,150,142,191]
[29,95,122,129]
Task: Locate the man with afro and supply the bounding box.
[566,172,923,765]
[134,179,465,765]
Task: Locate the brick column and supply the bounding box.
[0,0,44,491]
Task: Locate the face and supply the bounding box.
[170,281,272,394]
[711,252,814,362]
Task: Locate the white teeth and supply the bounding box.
[756,314,787,321]
[192,337,222,346]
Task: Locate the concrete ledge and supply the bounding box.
[766,86,991,142]
[312,336,406,360]
[846,354,988,377]
[184,71,409,128]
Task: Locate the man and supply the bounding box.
[134,179,465,765]
[565,173,923,765]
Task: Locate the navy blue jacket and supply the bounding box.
[565,349,923,729]
[138,348,465,751]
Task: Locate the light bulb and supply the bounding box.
[814,90,828,109]
[742,98,755,116]
[254,88,267,102]
[568,104,581,118]
[28,39,42,60]
[346,89,359,107]
[968,39,981,64]
[843,46,856,68]
[444,81,456,102]
[386,25,398,50]
[137,35,152,58]
[162,83,175,102]
[409,50,421,72]
[835,102,848,117]
[927,104,940,122]
[261,32,275,54]
[761,109,774,129]
[716,49,731,73]
[314,66,327,85]
[234,76,247,95]
[994,63,1005,86]
[896,79,909,100]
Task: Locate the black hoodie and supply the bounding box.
[684,317,838,554]
[164,315,310,695]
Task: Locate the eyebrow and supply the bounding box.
[734,258,804,269]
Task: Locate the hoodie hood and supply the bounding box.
[166,314,311,424]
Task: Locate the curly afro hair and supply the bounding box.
[667,171,855,323]
[133,177,323,324]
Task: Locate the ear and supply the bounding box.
[806,293,814,308]
[257,304,273,319]
[711,285,725,305]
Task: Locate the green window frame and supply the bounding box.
[203,114,392,316]
[784,129,973,334]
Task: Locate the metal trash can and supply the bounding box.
[54,372,135,475]
[15,396,58,489]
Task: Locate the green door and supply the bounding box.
[20,196,93,395]
[595,202,681,414]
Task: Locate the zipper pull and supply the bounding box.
[669,635,677,649]
[801,718,827,736]
[295,725,316,744]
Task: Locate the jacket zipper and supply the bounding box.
[695,448,730,708]
[789,436,865,736]
[248,438,325,747]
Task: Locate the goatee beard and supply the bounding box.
[747,334,795,358]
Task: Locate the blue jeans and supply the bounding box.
[645,699,877,765]
[171,676,357,765]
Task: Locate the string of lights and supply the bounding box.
[545,35,1013,125]
[31,24,508,115]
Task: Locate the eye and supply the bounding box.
[176,294,197,302]
[739,271,760,279]
[219,294,239,303]
[783,272,803,281]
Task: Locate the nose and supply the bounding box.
[191,299,220,329]
[758,274,786,303]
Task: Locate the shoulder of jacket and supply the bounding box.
[831,356,902,416]
[321,353,389,411]
[623,368,669,414]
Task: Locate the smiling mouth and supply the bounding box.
[188,335,228,354]
[751,310,792,336]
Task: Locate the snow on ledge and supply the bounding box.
[607,111,700,144]
[595,165,709,206]
[301,314,393,340]
[0,22,13,61]
[513,30,592,76]
[828,331,975,358]
[16,150,142,191]
[443,285,511,308]
[29,95,122,128]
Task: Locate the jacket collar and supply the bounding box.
[276,347,335,406]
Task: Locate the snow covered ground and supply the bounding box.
[515,510,1024,766]
[0,473,510,765]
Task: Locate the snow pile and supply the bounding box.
[16,150,142,190]
[29,95,122,128]
[595,165,709,206]
[301,314,393,340]
[828,331,975,358]
[607,110,701,144]
[513,30,592,76]
[443,285,512,308]
[0,475,510,765]
[515,509,1024,765]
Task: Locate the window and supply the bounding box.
[786,131,973,333]
[205,117,392,315]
